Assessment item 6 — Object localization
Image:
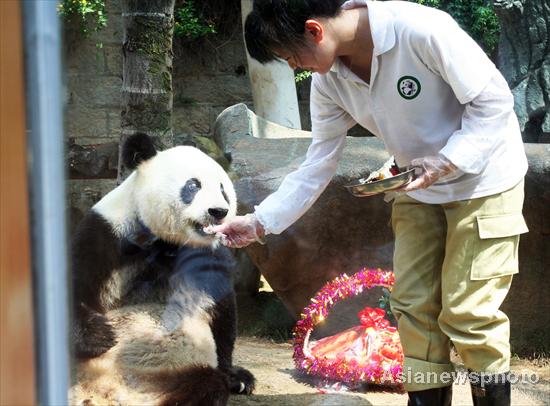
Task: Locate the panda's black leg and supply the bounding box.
[73,303,117,359]
[226,366,256,395]
[156,366,230,406]
[210,293,237,371]
[210,292,256,395]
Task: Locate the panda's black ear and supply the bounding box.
[122,133,157,170]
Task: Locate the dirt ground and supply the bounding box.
[229,337,550,406]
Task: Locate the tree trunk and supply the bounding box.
[119,0,176,179]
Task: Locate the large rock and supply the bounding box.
[215,103,550,352]
[494,0,550,142]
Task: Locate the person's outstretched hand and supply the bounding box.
[204,213,265,248]
[400,154,458,192]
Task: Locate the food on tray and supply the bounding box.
[361,156,400,184]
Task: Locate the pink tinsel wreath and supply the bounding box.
[292,268,403,387]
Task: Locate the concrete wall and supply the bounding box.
[64,0,256,226]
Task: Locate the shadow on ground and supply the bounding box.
[229,392,374,405]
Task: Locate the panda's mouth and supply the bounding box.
[193,222,209,236]
[194,221,224,238]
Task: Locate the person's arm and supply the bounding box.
[207,75,356,247]
[206,134,347,248]
[402,12,517,191]
[438,72,515,174]
[402,73,516,191]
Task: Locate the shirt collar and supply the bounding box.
[330,0,396,76]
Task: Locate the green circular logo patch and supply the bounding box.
[397,76,421,100]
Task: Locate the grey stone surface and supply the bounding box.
[173,38,249,76]
[214,104,405,315]
[173,74,252,105]
[173,104,220,135]
[68,141,119,180]
[64,105,110,140]
[233,251,261,295]
[494,0,550,142]
[91,10,123,46]
[68,179,118,233]
[67,74,122,108]
[215,103,550,352]
[64,42,109,75]
[104,44,123,76]
[506,143,550,353]
[62,9,123,151]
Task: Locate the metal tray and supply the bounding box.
[344,168,416,197]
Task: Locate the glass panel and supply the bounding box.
[61,0,549,403]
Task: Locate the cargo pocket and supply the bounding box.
[470,213,529,280]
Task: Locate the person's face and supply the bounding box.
[274,19,335,74]
[275,46,332,74]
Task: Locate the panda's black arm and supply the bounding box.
[72,210,122,311]
[210,292,237,372]
[210,292,256,394]
[71,210,123,358]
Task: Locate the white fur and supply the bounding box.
[93,172,138,238]
[94,146,237,247]
[99,265,142,311]
[70,298,217,405]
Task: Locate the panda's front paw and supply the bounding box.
[227,366,255,395]
[74,308,117,359]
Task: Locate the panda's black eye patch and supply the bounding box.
[181,178,201,204]
[221,183,229,204]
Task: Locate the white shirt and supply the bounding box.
[255,0,528,235]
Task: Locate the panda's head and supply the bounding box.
[122,133,236,247]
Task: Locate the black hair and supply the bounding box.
[244,0,345,64]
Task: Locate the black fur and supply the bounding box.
[210,293,255,394]
[156,366,230,406]
[72,142,255,402]
[211,294,237,372]
[72,303,117,358]
[180,178,201,204]
[72,217,256,399]
[227,367,256,395]
[122,132,157,170]
[71,210,175,358]
[71,211,129,358]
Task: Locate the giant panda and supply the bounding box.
[70,133,255,406]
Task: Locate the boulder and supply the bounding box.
[494,0,550,142]
[214,103,550,352]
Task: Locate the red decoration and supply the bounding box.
[358,307,392,330]
[292,268,403,388]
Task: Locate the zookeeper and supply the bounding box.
[207,1,529,405]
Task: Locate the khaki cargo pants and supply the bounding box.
[390,180,527,391]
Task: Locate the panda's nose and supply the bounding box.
[208,207,228,220]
